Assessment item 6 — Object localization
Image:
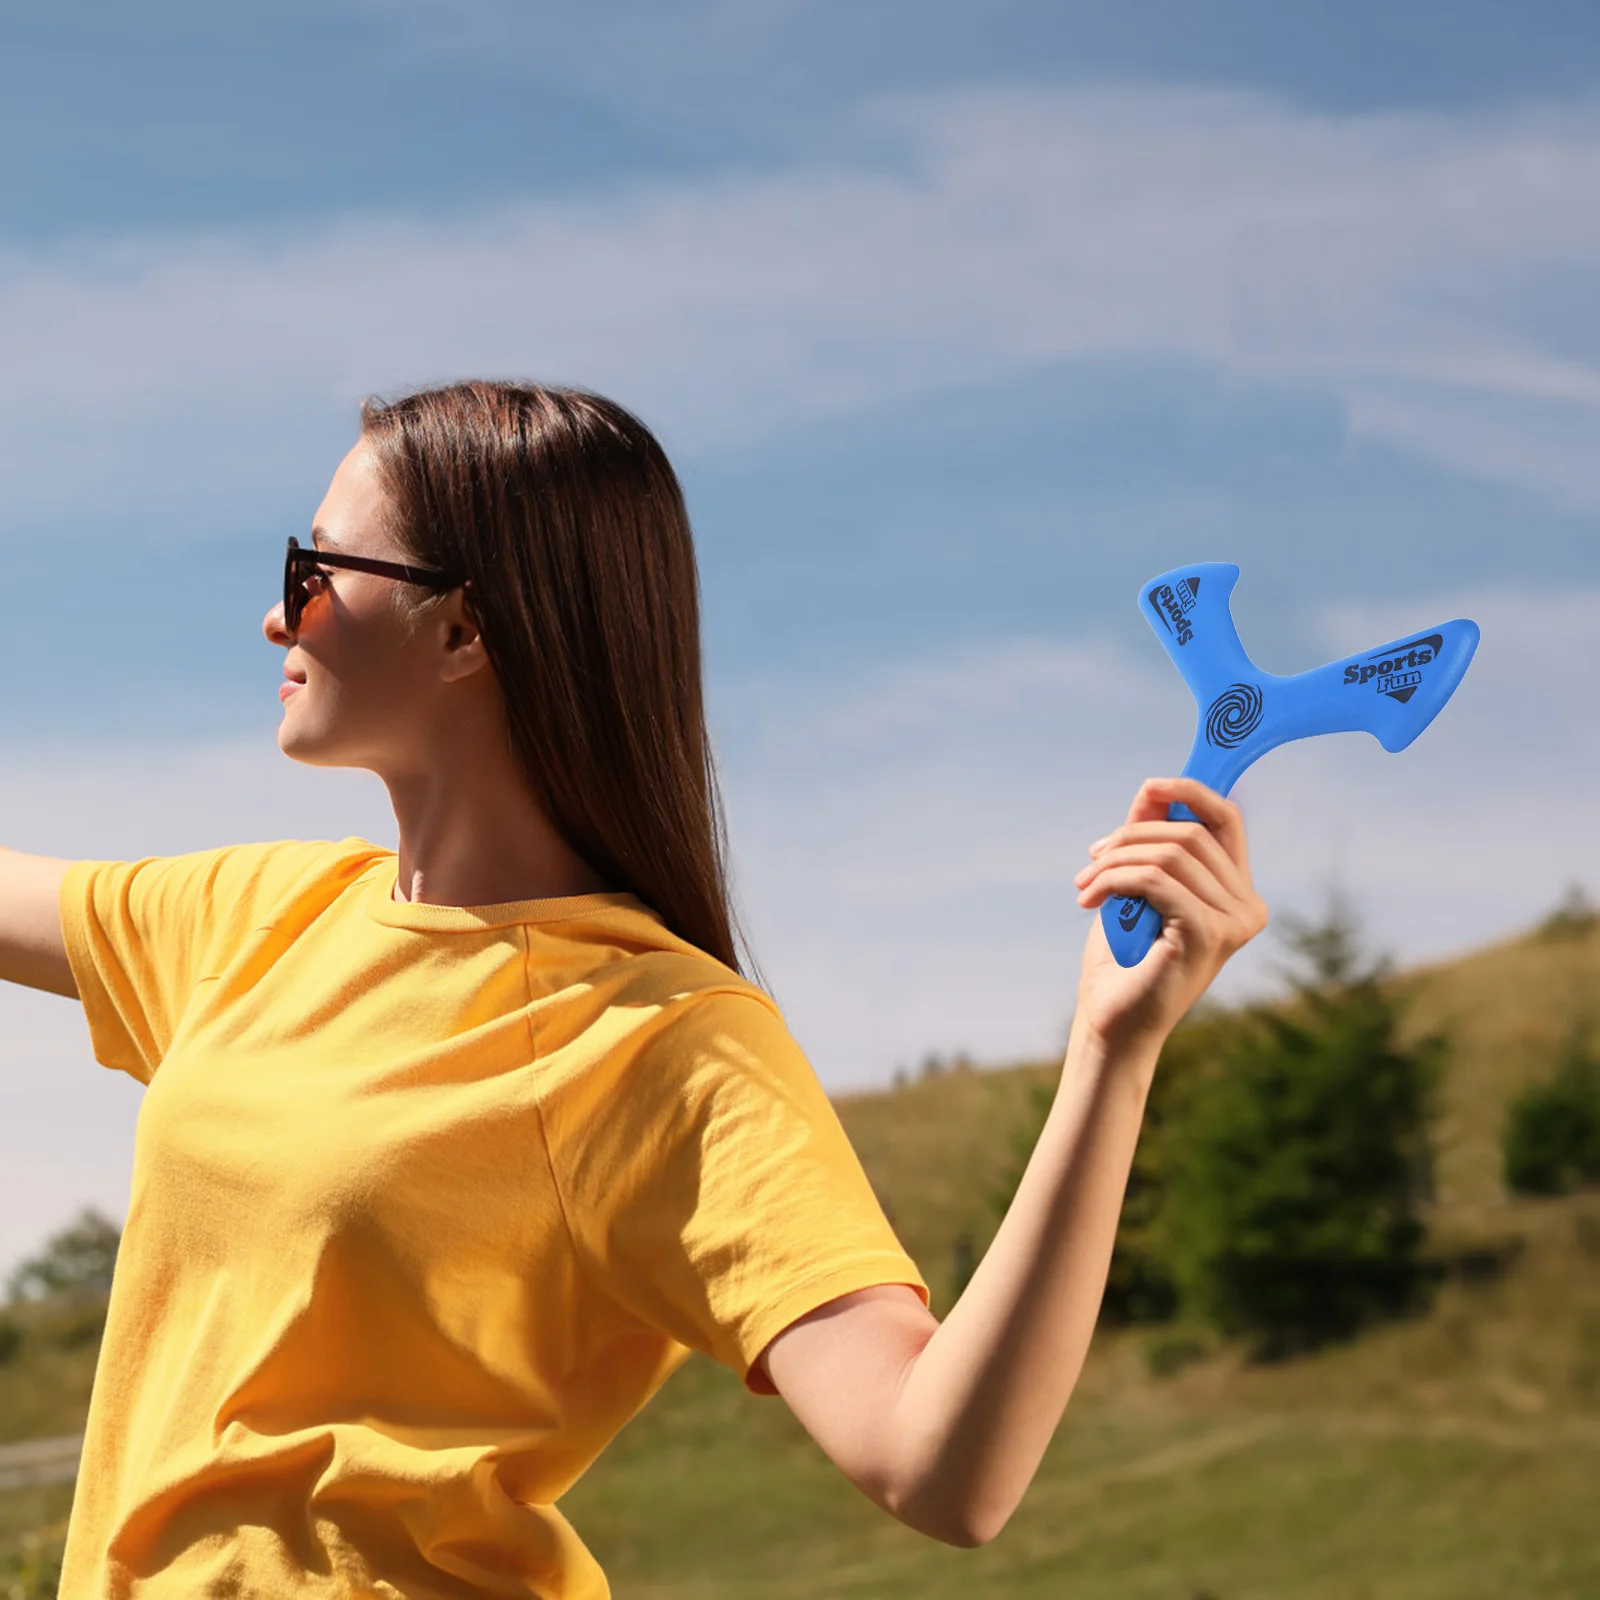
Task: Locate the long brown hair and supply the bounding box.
[360,380,744,975]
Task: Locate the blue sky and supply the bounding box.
[3,1,1599,1271]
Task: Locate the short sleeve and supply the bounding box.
[539,989,928,1392]
[60,837,380,1084]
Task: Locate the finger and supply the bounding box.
[1118,777,1185,829]
[1078,862,1220,952]
[1080,843,1267,953]
[1121,778,1253,879]
[1077,839,1235,916]
[1082,820,1248,903]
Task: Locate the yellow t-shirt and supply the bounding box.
[57,838,925,1599]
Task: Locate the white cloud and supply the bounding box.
[6,86,1600,526]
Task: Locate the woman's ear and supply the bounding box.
[438,592,492,683]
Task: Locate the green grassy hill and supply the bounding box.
[4,916,1599,1597]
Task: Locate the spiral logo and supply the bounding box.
[1204,682,1264,750]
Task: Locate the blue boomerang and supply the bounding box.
[1100,562,1480,968]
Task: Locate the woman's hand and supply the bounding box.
[1072,777,1267,1053]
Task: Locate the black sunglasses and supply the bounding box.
[283,536,467,637]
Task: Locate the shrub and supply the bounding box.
[6,1208,121,1304]
[1503,1031,1600,1196]
[1536,883,1597,942]
[1158,905,1441,1358]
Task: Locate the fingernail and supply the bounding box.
[1089,836,1110,855]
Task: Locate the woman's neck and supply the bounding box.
[382,746,608,909]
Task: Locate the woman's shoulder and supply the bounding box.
[565,905,772,1021]
[71,836,387,914]
[532,902,790,1067]
[178,835,390,904]
[93,836,390,940]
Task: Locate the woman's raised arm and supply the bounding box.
[759,777,1267,1547]
[0,847,79,998]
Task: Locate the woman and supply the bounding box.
[0,381,1265,1598]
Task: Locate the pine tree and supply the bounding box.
[1157,902,1441,1358]
[1503,1026,1600,1195]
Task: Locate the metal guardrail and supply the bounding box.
[0,1434,83,1491]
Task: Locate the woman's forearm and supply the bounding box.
[766,780,1266,1546]
[882,1018,1161,1545]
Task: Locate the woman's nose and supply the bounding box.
[263,601,291,647]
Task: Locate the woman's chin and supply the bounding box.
[276,714,331,764]
[276,720,371,774]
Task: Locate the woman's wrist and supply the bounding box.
[1061,1007,1165,1101]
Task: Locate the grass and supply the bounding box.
[0,1485,69,1600]
[4,916,1598,1595]
[561,1338,1600,1598]
[0,1299,104,1447]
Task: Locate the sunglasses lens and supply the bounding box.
[284,544,307,636]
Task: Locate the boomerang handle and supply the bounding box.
[1098,798,1203,967]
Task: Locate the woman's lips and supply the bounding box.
[279,680,303,701]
